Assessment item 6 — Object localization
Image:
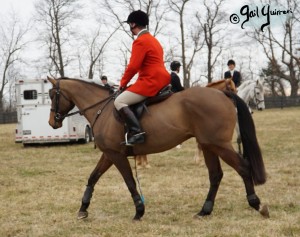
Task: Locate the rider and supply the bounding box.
[170,61,184,92]
[224,59,242,87]
[101,75,110,88]
[114,10,170,146]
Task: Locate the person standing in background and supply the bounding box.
[224,59,242,87]
[170,61,184,92]
[100,75,111,88]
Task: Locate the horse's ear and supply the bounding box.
[257,77,264,85]
[47,76,56,85]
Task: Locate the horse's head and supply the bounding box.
[253,77,265,111]
[48,77,75,129]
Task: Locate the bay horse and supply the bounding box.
[193,79,236,163]
[206,78,236,92]
[47,77,269,220]
[194,78,265,162]
[143,79,237,166]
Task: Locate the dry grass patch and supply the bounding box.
[0,107,299,237]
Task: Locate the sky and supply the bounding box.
[0,0,292,85]
[0,0,35,19]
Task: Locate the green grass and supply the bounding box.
[0,107,299,237]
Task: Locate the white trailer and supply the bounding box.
[15,79,92,145]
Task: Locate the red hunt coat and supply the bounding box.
[120,31,170,97]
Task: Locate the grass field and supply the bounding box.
[0,107,299,237]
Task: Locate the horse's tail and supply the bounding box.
[224,91,267,185]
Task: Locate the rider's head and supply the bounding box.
[227,59,236,71]
[124,10,149,35]
[101,75,108,84]
[170,61,181,72]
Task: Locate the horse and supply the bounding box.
[134,155,150,169]
[142,79,237,166]
[236,78,265,153]
[47,77,269,220]
[237,78,265,111]
[194,78,265,162]
[206,78,236,92]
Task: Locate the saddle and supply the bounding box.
[114,85,173,122]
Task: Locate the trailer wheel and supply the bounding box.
[83,126,91,143]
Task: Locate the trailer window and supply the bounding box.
[24,90,38,100]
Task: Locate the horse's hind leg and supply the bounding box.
[195,146,223,218]
[78,153,113,219]
[213,144,269,217]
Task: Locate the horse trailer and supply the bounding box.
[15,79,92,145]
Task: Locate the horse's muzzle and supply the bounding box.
[48,120,62,129]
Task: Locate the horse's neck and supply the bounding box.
[61,80,112,121]
[238,82,254,103]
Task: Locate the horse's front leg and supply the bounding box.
[106,150,145,220]
[78,153,113,219]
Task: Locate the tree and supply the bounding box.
[77,26,119,79]
[168,0,204,88]
[0,12,28,112]
[261,62,286,96]
[100,0,169,80]
[249,0,300,96]
[34,0,81,77]
[102,0,168,38]
[196,0,226,83]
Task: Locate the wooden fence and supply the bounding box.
[264,96,300,109]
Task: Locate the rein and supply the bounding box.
[51,79,116,129]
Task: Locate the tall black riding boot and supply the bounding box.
[118,106,145,146]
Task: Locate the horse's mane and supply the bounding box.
[57,77,112,91]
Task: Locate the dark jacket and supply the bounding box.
[170,72,184,92]
[224,70,242,87]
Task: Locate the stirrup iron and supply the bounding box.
[122,132,146,146]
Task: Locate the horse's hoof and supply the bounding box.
[77,211,88,220]
[193,214,202,219]
[193,213,208,219]
[132,216,142,221]
[259,205,270,218]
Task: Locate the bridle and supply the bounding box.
[50,80,74,123]
[253,85,265,109]
[50,79,116,129]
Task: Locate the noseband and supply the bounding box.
[253,86,265,108]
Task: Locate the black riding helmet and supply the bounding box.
[227,59,235,66]
[125,10,149,27]
[170,61,181,71]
